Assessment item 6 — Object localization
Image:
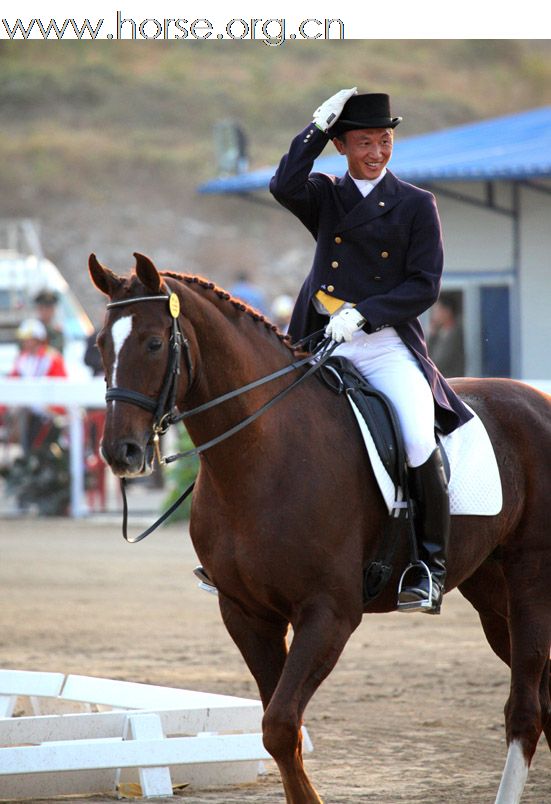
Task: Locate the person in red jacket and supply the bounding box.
[11,318,67,379]
[9,318,67,452]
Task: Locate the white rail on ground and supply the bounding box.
[0,669,313,800]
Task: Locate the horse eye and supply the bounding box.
[147,337,163,352]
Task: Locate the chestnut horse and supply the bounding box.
[90,252,551,804]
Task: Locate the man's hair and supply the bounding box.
[333,127,393,144]
[438,293,461,317]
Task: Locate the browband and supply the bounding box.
[106,295,169,308]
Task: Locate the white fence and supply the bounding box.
[2,376,551,518]
[0,377,105,517]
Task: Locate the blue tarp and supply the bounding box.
[198,106,551,194]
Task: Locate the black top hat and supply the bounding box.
[332,93,402,136]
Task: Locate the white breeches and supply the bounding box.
[333,327,437,468]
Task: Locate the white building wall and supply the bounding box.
[433,183,514,273]
[431,179,551,379]
[518,182,551,379]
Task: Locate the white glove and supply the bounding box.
[325,308,365,343]
[313,87,358,133]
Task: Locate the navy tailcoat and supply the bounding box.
[270,123,472,435]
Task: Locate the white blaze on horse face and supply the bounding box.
[494,740,529,804]
[110,315,133,388]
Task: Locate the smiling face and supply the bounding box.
[332,127,394,181]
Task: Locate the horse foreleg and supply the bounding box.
[218,594,289,709]
[261,597,358,804]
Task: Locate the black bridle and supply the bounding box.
[104,290,337,541]
[105,292,194,460]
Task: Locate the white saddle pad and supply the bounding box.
[347,400,502,516]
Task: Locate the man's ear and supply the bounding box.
[332,136,347,156]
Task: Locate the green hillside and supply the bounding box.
[1,40,550,315]
[2,40,550,198]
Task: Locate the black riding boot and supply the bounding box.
[397,446,450,614]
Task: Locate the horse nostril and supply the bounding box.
[101,438,145,473]
[120,440,144,467]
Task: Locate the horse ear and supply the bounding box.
[88,253,122,297]
[134,252,163,293]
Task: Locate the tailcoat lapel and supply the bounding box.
[334,170,403,233]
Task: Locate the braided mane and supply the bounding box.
[159,270,296,352]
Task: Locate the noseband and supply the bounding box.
[105,292,193,453]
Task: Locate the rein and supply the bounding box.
[162,337,335,464]
[105,291,336,542]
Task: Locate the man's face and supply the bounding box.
[36,303,55,324]
[333,128,393,181]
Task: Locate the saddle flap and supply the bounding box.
[320,356,407,487]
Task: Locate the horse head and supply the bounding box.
[89,252,194,477]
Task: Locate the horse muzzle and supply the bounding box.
[101,437,154,478]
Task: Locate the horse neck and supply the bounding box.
[173,279,304,449]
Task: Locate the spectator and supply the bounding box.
[84,330,104,376]
[427,294,465,378]
[34,290,64,352]
[10,318,67,452]
[271,294,294,334]
[230,272,268,314]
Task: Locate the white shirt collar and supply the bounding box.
[350,168,387,197]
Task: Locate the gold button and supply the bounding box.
[334,236,342,244]
[331,261,339,268]
[381,251,389,258]
[327,285,335,293]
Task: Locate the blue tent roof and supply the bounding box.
[198,106,551,194]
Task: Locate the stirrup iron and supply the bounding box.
[193,566,218,595]
[396,560,436,613]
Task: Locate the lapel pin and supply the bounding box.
[378,201,385,207]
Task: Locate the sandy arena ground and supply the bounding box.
[0,515,549,804]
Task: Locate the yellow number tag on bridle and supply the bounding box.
[169,293,180,318]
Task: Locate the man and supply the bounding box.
[34,290,64,353]
[427,293,465,378]
[270,89,473,613]
[230,271,269,315]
